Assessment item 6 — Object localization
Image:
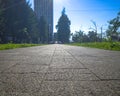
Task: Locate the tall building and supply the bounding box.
[34,0,53,41]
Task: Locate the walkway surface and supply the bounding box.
[0,44,120,96]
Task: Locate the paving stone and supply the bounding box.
[0,61,17,72]
[32,81,75,96]
[105,81,120,95]
[0,73,44,93]
[72,81,119,96]
[0,92,30,96]
[3,64,49,73]
[44,72,99,81]
[50,58,85,69]
[48,68,90,74]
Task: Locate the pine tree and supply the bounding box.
[56,8,71,43]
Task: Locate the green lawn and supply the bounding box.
[69,42,120,51]
[0,43,44,50]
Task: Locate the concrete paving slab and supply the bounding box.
[0,73,44,93]
[0,61,18,72]
[44,72,99,81]
[32,81,75,96]
[0,92,30,96]
[48,68,90,74]
[72,81,119,96]
[3,64,49,73]
[105,81,120,95]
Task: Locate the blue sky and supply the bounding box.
[29,0,120,34]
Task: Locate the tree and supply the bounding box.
[72,30,90,43]
[106,11,120,41]
[72,30,84,43]
[88,31,97,42]
[90,20,98,42]
[53,32,58,41]
[0,0,40,43]
[82,34,89,42]
[39,16,49,43]
[56,8,71,43]
[24,3,40,43]
[0,0,5,43]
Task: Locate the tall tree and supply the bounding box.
[0,0,5,43]
[23,2,40,43]
[39,16,49,43]
[56,8,71,43]
[0,0,40,43]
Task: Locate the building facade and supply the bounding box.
[34,0,53,41]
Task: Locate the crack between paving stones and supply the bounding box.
[63,48,101,81]
[33,45,57,93]
[0,62,20,73]
[63,46,120,96]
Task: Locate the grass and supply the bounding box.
[1,42,120,51]
[0,43,44,50]
[69,42,120,51]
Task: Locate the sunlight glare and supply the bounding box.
[55,0,63,3]
[55,0,69,4]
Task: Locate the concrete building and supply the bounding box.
[34,0,53,41]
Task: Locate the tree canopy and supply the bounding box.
[72,11,120,43]
[39,16,49,43]
[72,30,102,43]
[106,11,120,41]
[0,0,40,43]
[56,8,71,43]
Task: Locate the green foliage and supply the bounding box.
[0,0,40,43]
[56,8,71,43]
[39,16,49,43]
[54,32,58,41]
[72,30,84,43]
[72,30,101,43]
[0,0,5,43]
[106,11,120,41]
[0,43,44,50]
[88,31,98,42]
[69,42,120,51]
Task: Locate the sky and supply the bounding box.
[29,0,120,34]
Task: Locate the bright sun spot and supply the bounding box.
[55,0,63,3]
[54,0,70,6]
